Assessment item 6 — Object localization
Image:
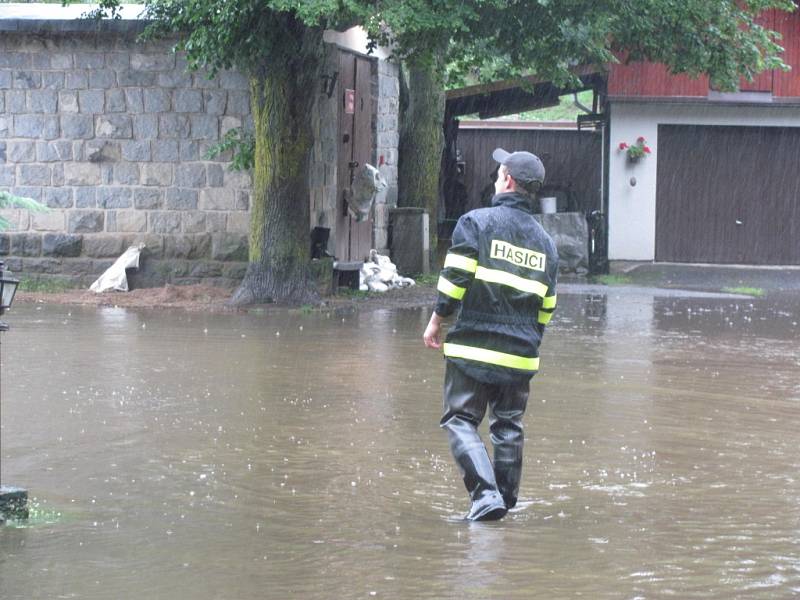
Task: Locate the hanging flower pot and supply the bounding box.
[618,137,651,163]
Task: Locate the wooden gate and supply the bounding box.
[457,126,602,215]
[335,51,374,262]
[655,124,800,264]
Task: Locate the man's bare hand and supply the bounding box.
[423,312,443,349]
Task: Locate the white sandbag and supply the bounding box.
[89,244,144,293]
[359,249,416,292]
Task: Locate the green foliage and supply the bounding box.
[0,191,49,231]
[722,286,765,297]
[621,137,652,160]
[18,277,78,293]
[413,272,439,287]
[522,90,594,122]
[204,128,255,171]
[74,0,126,20]
[337,287,370,299]
[468,90,594,122]
[77,0,796,119]
[375,0,794,92]
[600,0,795,90]
[590,274,633,286]
[134,0,356,78]
[72,0,795,98]
[4,499,69,529]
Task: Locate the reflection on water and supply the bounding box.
[1,290,799,599]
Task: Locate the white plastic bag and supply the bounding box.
[347,164,388,222]
[89,244,144,293]
[359,250,416,292]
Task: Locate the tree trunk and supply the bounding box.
[398,58,446,257]
[229,22,325,306]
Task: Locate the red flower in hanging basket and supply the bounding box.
[619,137,651,160]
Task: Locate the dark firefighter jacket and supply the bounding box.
[435,191,559,384]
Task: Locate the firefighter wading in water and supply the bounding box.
[423,148,558,521]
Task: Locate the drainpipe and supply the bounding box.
[599,98,611,274]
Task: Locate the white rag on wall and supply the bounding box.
[360,250,415,292]
[89,244,144,293]
[347,164,387,222]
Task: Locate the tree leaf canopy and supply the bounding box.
[82,0,795,90]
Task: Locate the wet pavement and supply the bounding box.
[0,287,799,599]
[608,261,800,294]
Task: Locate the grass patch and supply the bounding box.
[722,286,764,297]
[412,273,438,286]
[589,274,633,286]
[18,277,79,293]
[287,304,319,315]
[336,287,370,299]
[3,501,69,529]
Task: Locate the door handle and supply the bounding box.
[735,219,743,226]
[348,161,359,169]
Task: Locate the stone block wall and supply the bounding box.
[0,21,401,289]
[0,29,252,287]
[374,58,400,255]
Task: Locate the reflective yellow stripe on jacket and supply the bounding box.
[538,294,557,324]
[443,343,540,371]
[437,276,466,300]
[538,310,554,324]
[443,253,478,273]
[474,266,548,298]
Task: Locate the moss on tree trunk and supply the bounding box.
[398,59,446,257]
[229,23,324,306]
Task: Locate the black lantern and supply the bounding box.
[0,260,19,325]
[0,261,26,523]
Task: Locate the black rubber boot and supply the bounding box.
[443,414,508,521]
[490,406,525,509]
[465,491,507,521]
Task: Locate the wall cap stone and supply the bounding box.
[0,4,146,33]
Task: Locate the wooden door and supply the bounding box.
[335,51,374,262]
[655,124,800,264]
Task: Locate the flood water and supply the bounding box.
[1,287,799,599]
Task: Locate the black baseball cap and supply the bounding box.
[492,148,545,184]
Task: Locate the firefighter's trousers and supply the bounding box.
[441,361,529,519]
